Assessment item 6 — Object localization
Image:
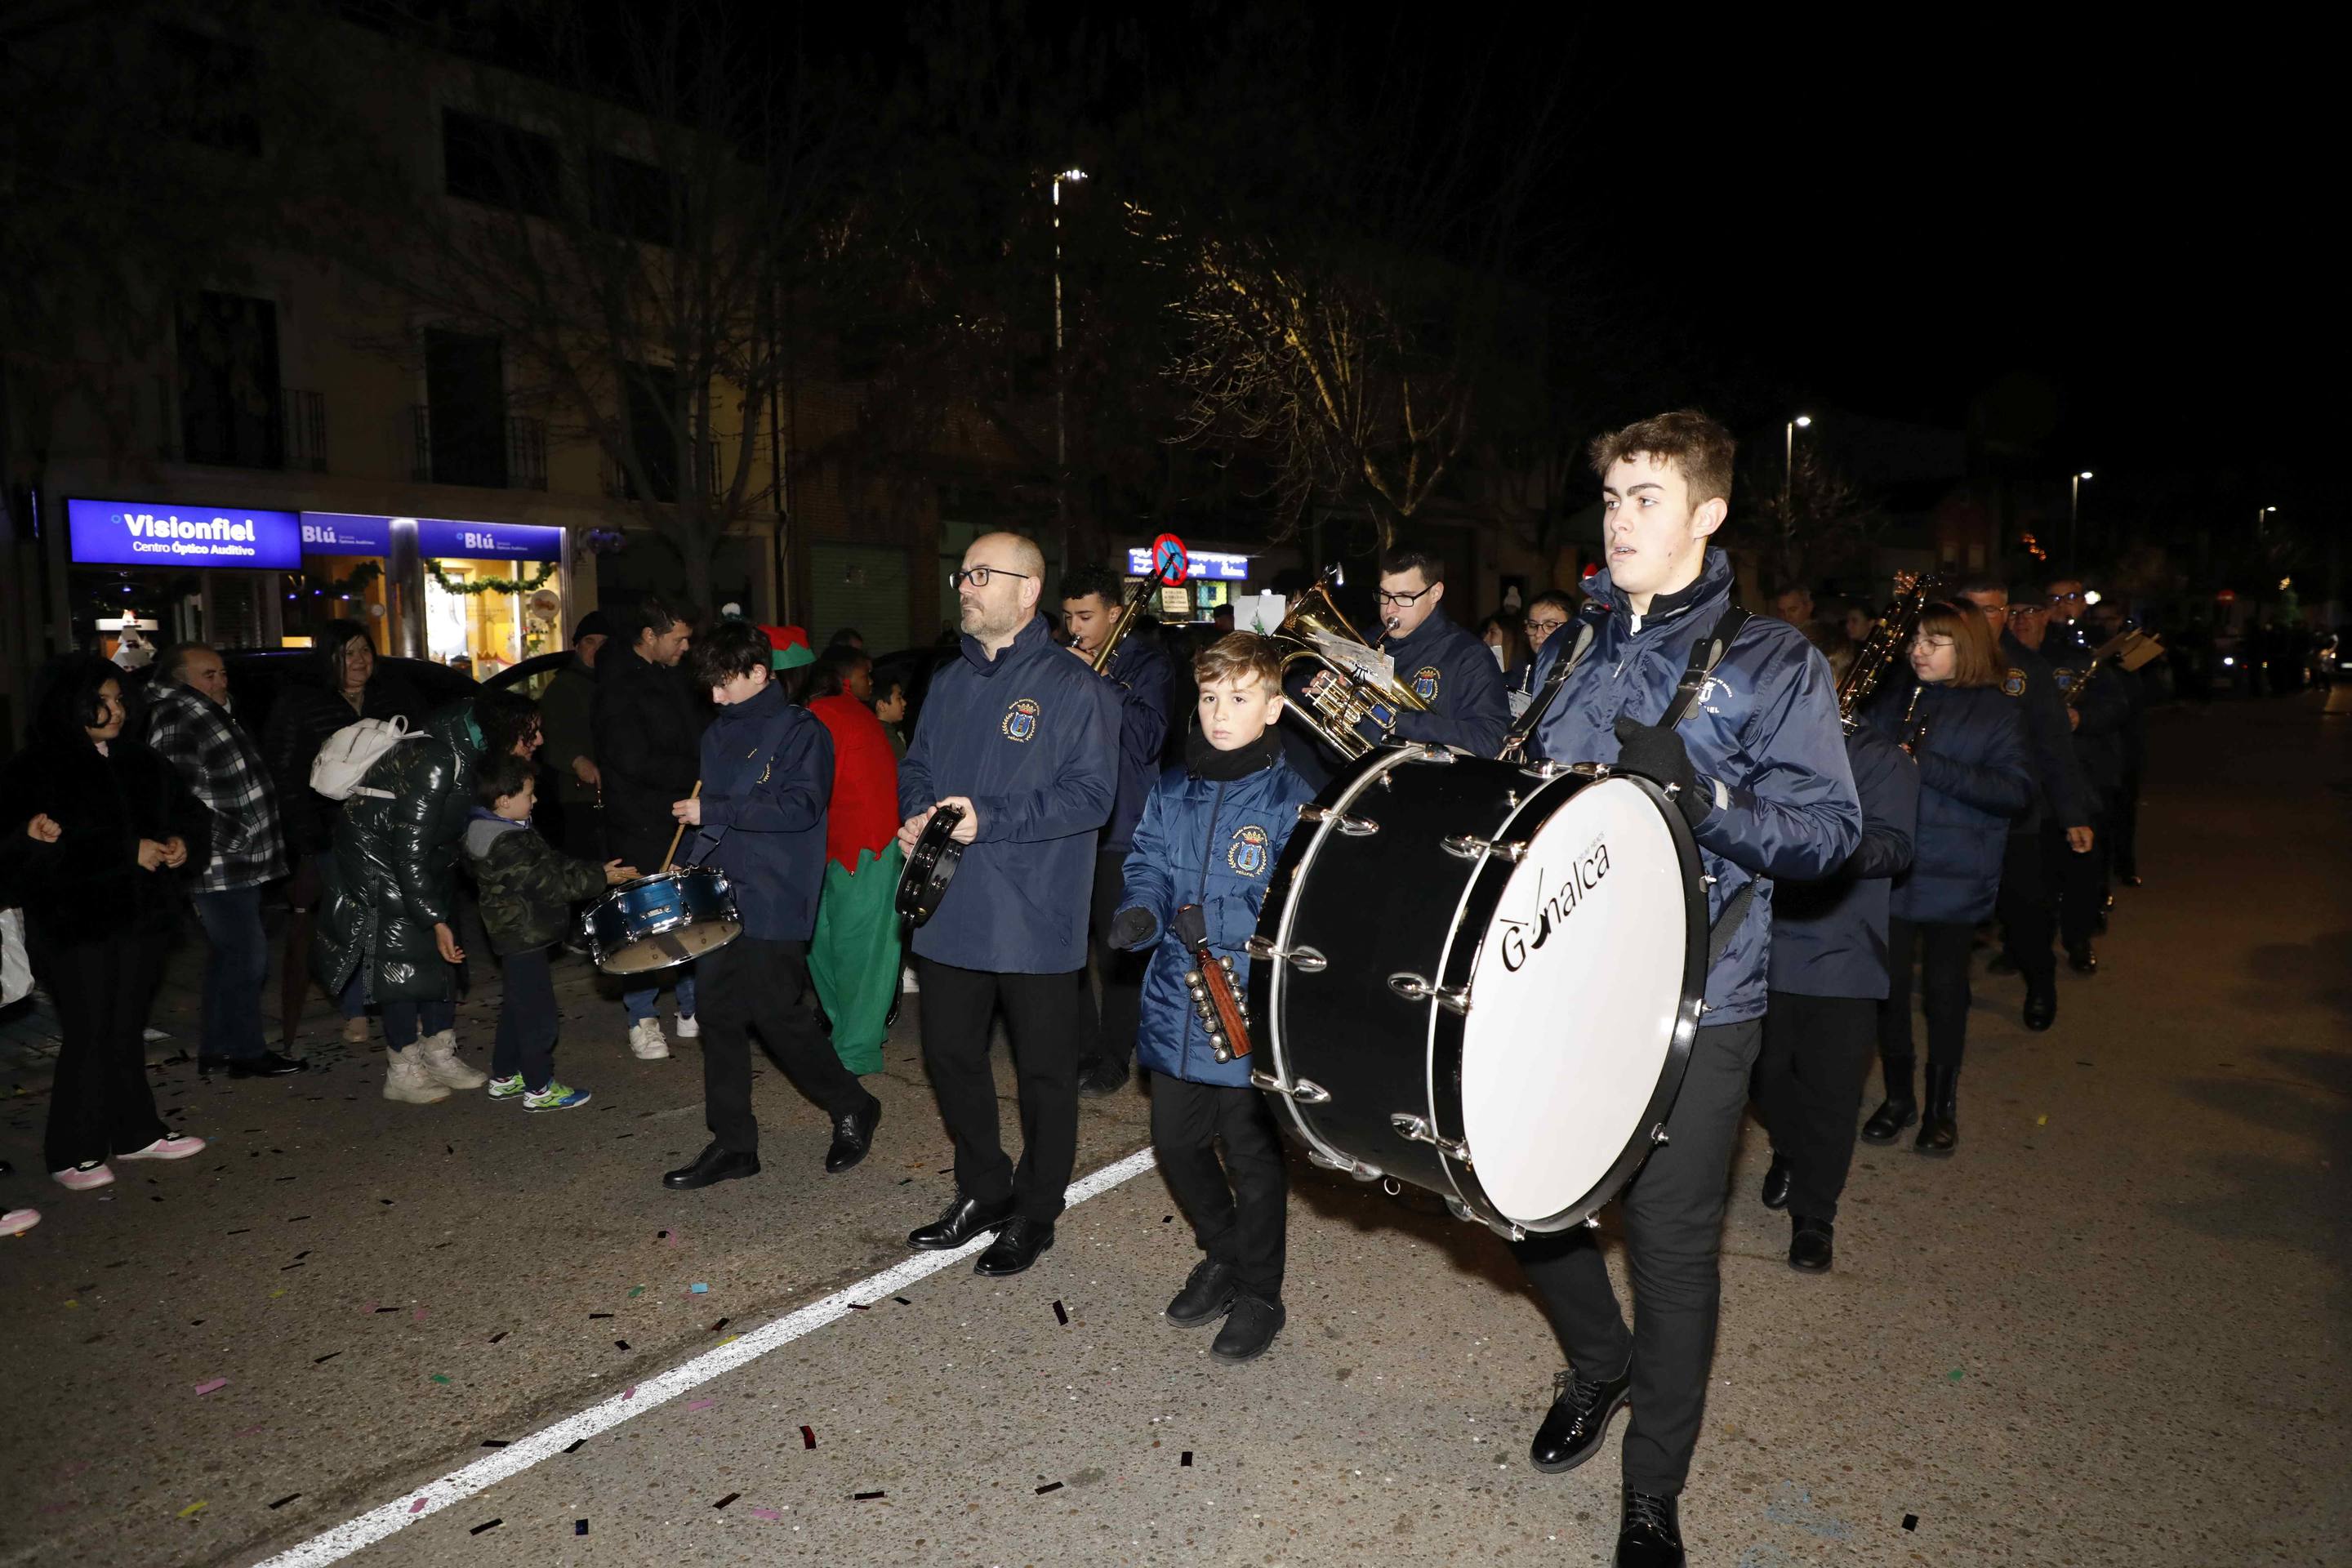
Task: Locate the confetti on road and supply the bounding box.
[747,1507,782,1521]
[488,1332,506,1344]
[627,1286,644,1298]
[893,1296,911,1306]
[574,1520,588,1535]
[621,1386,636,1400]
[1903,1514,1920,1531]
[1035,1482,1063,1494]
[853,1490,886,1501]
[408,1499,428,1514]
[686,1399,715,1412]
[1181,1451,1193,1467]
[689,1282,709,1294]
[1052,1300,1069,1325]
[177,1501,208,1518]
[588,1312,614,1320]
[614,1339,630,1351]
[467,1518,501,1535]
[480,1441,509,1449]
[845,1302,869,1312]
[707,1317,729,1332]
[2037,1114,2048,1125]
[269,1494,301,1510]
[412,1307,426,1321]
[373,1305,399,1315]
[1947,1367,1965,1381]
[194,1378,228,1396]
[430,1374,452,1385]
[314,1352,341,1365]
[563,1440,586,1454]
[711,1493,739,1510]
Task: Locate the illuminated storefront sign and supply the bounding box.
[298,512,394,554]
[1128,546,1250,581]
[67,497,303,569]
[415,517,564,561]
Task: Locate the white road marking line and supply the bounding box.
[249,1146,1160,1568]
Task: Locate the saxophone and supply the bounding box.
[1840,572,1931,732]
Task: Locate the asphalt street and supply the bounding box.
[2,693,2345,1568]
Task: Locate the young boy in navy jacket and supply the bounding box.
[1115,634,1317,1363]
[660,620,883,1192]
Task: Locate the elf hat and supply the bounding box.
[762,625,816,672]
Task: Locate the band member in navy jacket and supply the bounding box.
[1753,627,1919,1274]
[1861,602,2034,1157]
[1354,544,1510,757]
[1058,563,1177,1098]
[897,532,1120,1278]
[665,621,882,1192]
[1513,412,1860,1568]
[1116,634,1318,1365]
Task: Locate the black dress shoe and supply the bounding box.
[973,1217,1054,1276]
[1759,1155,1791,1211]
[1986,951,2018,976]
[2067,943,2098,974]
[228,1050,310,1079]
[1529,1365,1631,1473]
[2022,985,2057,1031]
[1860,1097,1915,1144]
[1165,1258,1236,1327]
[822,1098,882,1174]
[662,1142,761,1190]
[1788,1217,1834,1272]
[1915,1066,1958,1156]
[1615,1487,1686,1567]
[1210,1290,1285,1362]
[908,1192,1014,1250]
[1076,1056,1130,1098]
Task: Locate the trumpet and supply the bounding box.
[1841,572,1931,732]
[1268,565,1429,760]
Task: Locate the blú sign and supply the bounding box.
[68,498,302,569]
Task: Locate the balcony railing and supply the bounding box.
[284,388,327,472]
[600,441,719,503]
[157,377,327,472]
[406,405,549,490]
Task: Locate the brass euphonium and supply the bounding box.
[1268,565,1430,760]
[1839,572,1931,732]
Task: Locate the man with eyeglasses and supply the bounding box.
[1506,590,1579,719]
[895,532,1120,1278]
[1351,544,1508,756]
[1956,577,2091,1031]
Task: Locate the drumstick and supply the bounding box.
[660,782,702,873]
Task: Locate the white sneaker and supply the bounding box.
[674,1013,700,1040]
[629,1018,670,1061]
[415,1029,488,1090]
[51,1160,114,1192]
[118,1134,207,1161]
[0,1207,38,1236]
[902,965,920,994]
[383,1051,452,1104]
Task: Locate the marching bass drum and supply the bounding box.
[1247,745,1707,1236]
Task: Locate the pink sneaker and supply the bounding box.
[51,1160,114,1191]
[1,1207,39,1236]
[118,1134,207,1161]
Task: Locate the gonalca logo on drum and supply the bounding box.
[1497,836,1610,973]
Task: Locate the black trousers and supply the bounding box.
[2042,817,2105,951]
[699,936,872,1155]
[1995,828,2056,989]
[1753,992,1878,1223]
[2109,772,2141,881]
[1149,1072,1288,1299]
[1510,1018,1762,1497]
[33,930,170,1171]
[492,946,559,1091]
[1079,848,1148,1071]
[915,956,1081,1223]
[1879,917,1972,1070]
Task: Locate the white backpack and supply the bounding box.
[310,715,424,801]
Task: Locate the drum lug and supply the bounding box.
[1388,1112,1471,1165]
[1650,1124,1671,1147]
[1307,1146,1383,1182]
[1387,972,1472,1015]
[1245,937,1327,973]
[1441,834,1527,864]
[1298,803,1380,837]
[1412,745,1458,764]
[1250,1069,1331,1105]
[1521,760,1608,782]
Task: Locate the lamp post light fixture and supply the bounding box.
[1783,414,1812,514]
[1052,168,1087,529]
[2069,470,2094,569]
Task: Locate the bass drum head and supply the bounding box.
[1457,776,1694,1227]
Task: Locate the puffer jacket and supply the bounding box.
[1866,679,2034,924]
[1118,732,1318,1086]
[464,811,606,956]
[313,701,487,1004]
[1526,550,1861,1024]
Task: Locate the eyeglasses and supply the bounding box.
[2050,590,2085,604]
[1374,586,1435,608]
[949,565,1033,590]
[1525,617,1569,635]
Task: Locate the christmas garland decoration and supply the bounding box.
[424,559,556,596]
[314,560,383,597]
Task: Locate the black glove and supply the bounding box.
[1110,906,1159,951]
[1612,715,1710,828]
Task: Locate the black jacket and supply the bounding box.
[592,644,709,873]
[262,673,427,859]
[1766,723,1918,1000]
[0,733,212,947]
[2044,621,2131,804]
[1997,630,2089,835]
[1373,608,1510,756]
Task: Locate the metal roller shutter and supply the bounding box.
[808,542,910,653]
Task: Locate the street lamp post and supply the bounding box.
[1052,168,1086,532]
[1783,414,1811,516]
[2069,470,2093,570]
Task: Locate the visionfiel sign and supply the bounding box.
[68,498,303,569]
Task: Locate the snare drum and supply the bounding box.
[1248,745,1706,1237]
[585,867,743,976]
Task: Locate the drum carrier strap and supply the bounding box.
[1657,605,1759,972]
[1496,619,1598,762]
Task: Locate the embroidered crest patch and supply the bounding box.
[2002,667,2027,697]
[1412,665,1441,703]
[1001,697,1041,742]
[1227,823,1272,877]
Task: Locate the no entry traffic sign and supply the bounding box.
[1151,532,1189,585]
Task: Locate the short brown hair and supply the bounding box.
[1194,631,1285,695]
[1915,599,2004,689]
[1588,409,1737,508]
[1379,543,1443,584]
